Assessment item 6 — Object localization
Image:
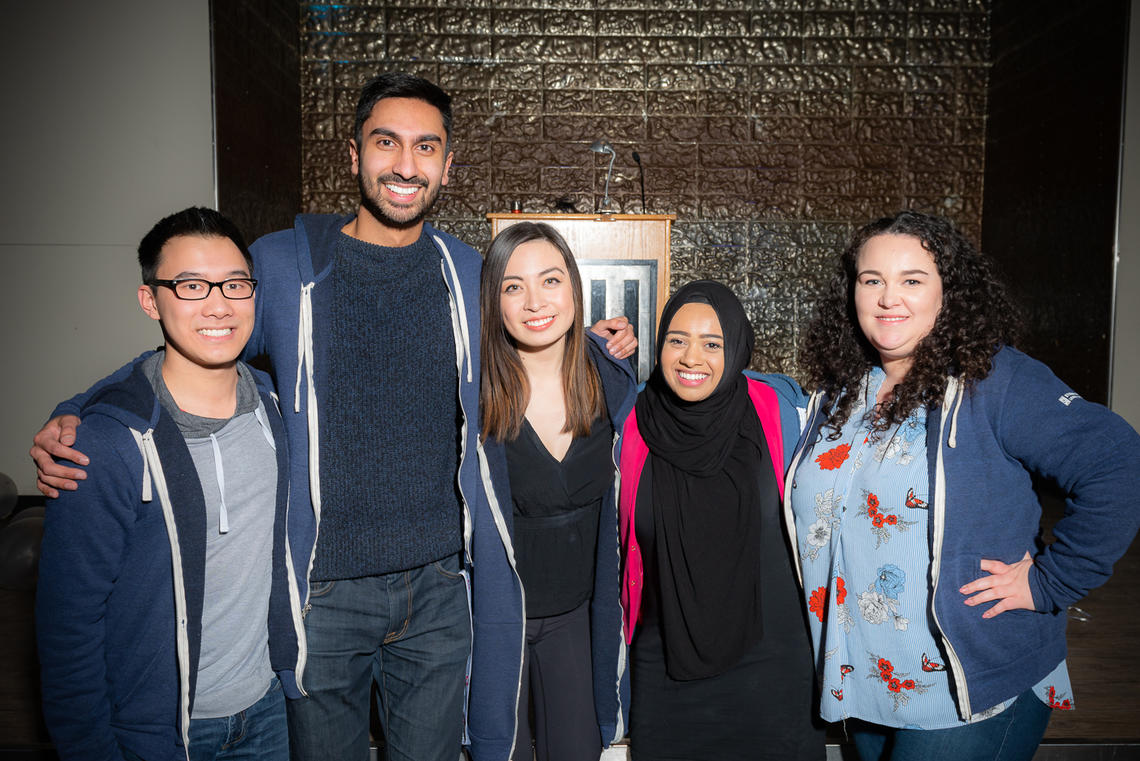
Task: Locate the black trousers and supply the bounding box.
[512,600,602,761]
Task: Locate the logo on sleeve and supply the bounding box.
[1058,392,1081,407]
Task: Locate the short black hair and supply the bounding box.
[353,72,453,153]
[138,207,252,284]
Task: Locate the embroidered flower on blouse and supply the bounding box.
[815,443,851,470]
[1047,685,1074,710]
[809,586,828,622]
[866,652,933,711]
[858,490,919,548]
[874,564,906,600]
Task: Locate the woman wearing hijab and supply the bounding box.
[618,281,825,761]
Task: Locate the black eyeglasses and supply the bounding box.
[147,278,257,300]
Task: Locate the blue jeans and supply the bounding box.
[852,688,1052,761]
[287,555,472,761]
[187,677,289,761]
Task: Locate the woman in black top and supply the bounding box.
[480,222,637,761]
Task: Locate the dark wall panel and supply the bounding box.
[982,0,1127,403]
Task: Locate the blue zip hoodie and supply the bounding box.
[783,346,1140,718]
[37,361,302,761]
[480,332,638,750]
[49,215,526,759]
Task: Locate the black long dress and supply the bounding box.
[629,444,825,761]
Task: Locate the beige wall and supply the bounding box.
[0,0,215,493]
[1112,6,1140,428]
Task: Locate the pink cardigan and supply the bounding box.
[618,378,786,644]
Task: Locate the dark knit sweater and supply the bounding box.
[312,230,462,580]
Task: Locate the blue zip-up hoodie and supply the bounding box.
[783,346,1140,718]
[480,333,638,751]
[37,361,302,761]
[49,215,526,759]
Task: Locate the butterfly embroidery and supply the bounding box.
[905,488,927,509]
[830,688,843,700]
[921,653,945,672]
[840,664,854,680]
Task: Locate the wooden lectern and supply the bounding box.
[487,213,675,381]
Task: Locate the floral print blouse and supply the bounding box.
[791,368,1072,728]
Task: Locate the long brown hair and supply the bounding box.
[480,222,604,442]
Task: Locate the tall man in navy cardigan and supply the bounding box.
[32,73,634,761]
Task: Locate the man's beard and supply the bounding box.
[357,172,442,231]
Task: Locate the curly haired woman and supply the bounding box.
[785,210,1140,761]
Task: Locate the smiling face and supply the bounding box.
[660,301,725,402]
[854,233,944,374]
[138,234,255,375]
[499,239,576,357]
[350,96,453,234]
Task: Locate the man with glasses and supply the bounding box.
[36,207,303,761]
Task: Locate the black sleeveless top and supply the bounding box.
[506,415,614,618]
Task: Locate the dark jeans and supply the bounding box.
[852,688,1052,761]
[188,677,289,761]
[120,678,288,761]
[512,600,601,761]
[286,556,471,761]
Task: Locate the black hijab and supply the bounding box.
[634,281,773,680]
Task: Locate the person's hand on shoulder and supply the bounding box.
[590,316,637,360]
[30,415,87,498]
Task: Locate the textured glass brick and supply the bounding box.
[595,90,645,114]
[438,63,495,90]
[541,166,593,193]
[648,91,700,114]
[702,91,748,115]
[386,7,437,34]
[909,38,985,65]
[909,11,960,37]
[908,91,956,116]
[645,10,697,36]
[751,91,802,116]
[493,9,543,35]
[544,63,644,90]
[494,64,544,90]
[802,144,859,169]
[853,118,913,143]
[751,12,803,37]
[752,0,806,10]
[543,9,594,35]
[804,11,855,37]
[853,11,907,37]
[701,11,749,36]
[854,92,905,116]
[492,89,541,114]
[597,36,698,63]
[957,118,985,144]
[544,115,645,143]
[646,63,701,90]
[441,8,490,34]
[800,91,852,115]
[636,141,698,168]
[598,10,644,35]
[544,89,594,112]
[911,120,955,143]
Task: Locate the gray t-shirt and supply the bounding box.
[144,353,277,718]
